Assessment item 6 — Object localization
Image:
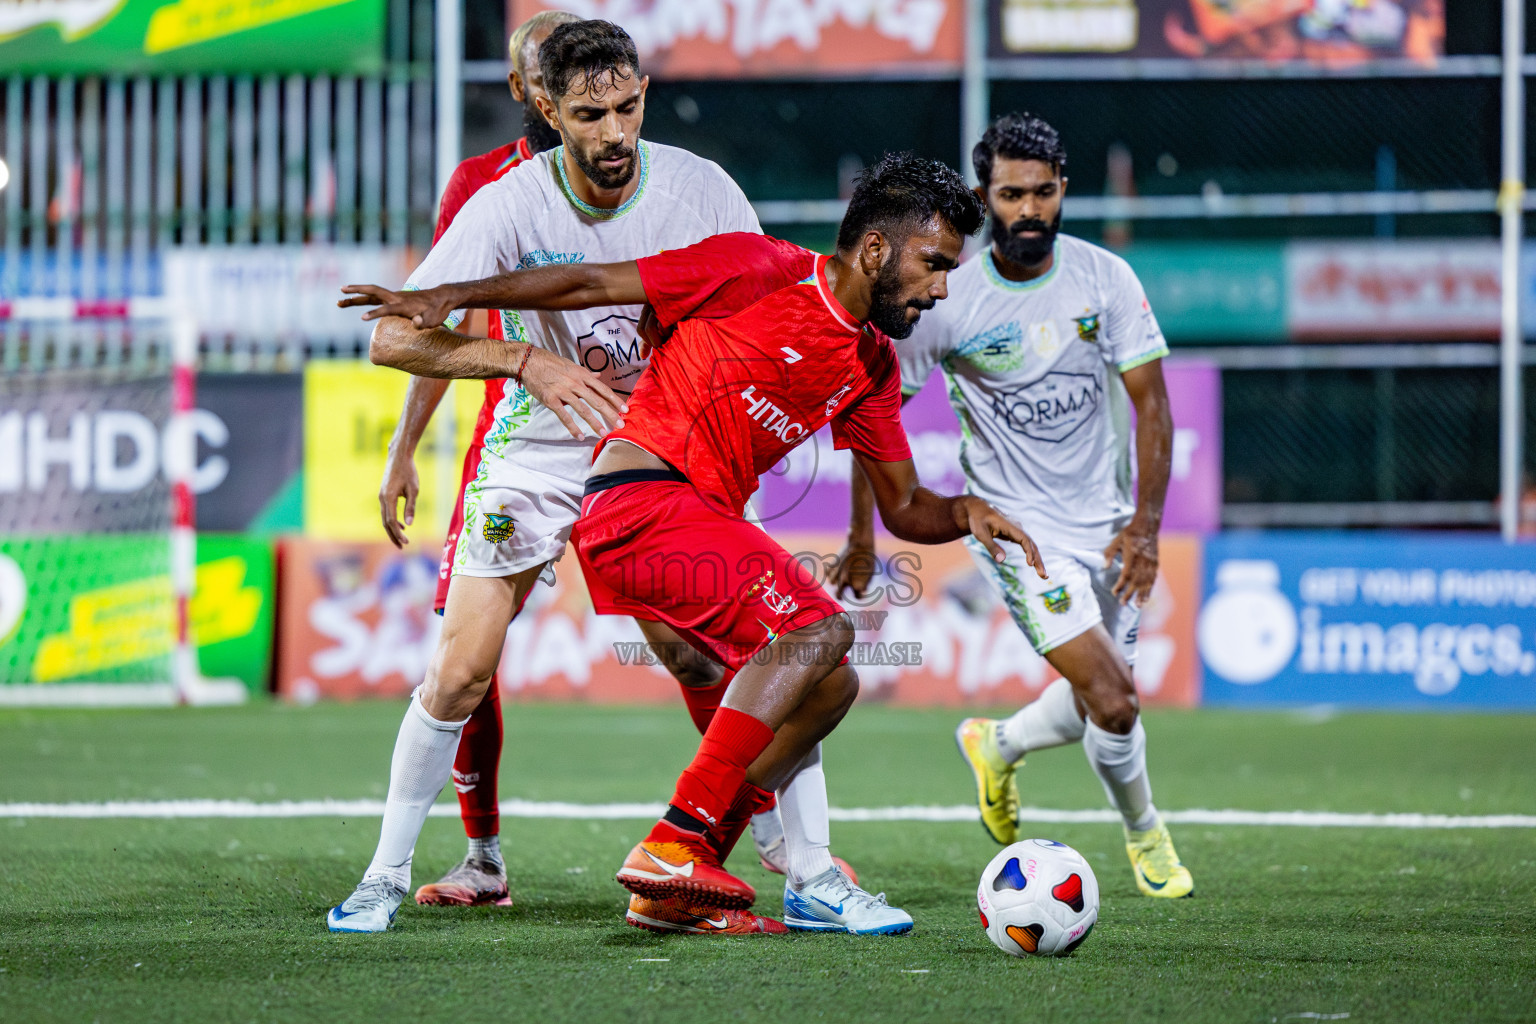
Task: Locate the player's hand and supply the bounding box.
[636,303,672,361]
[957,496,1046,578]
[338,283,461,328]
[519,345,628,439]
[378,446,419,549]
[1104,521,1158,605]
[830,531,878,600]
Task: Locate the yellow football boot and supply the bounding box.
[1125,820,1194,898]
[954,717,1019,845]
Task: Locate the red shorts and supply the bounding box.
[435,381,505,612]
[573,481,845,672]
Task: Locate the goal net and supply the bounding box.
[0,318,244,705]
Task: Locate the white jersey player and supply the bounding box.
[326,21,837,936]
[841,112,1193,899]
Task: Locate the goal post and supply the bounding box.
[0,301,246,707]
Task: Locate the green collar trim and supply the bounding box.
[554,141,650,220]
[983,242,1060,292]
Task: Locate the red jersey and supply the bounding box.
[623,232,912,515]
[432,137,534,244]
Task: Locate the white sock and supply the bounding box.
[1082,718,1159,832]
[362,693,469,891]
[997,678,1086,764]
[467,834,503,871]
[777,743,835,887]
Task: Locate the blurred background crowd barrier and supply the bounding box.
[1,0,1533,709]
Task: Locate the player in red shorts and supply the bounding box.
[344,153,1045,934]
[376,9,579,910]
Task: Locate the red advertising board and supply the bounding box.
[275,533,1200,708]
[507,0,963,78]
[1286,240,1501,340]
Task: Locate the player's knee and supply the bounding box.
[824,663,859,715]
[1088,668,1139,734]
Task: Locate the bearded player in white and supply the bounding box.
[327,21,853,934]
[841,113,1193,898]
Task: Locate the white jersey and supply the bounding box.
[405,140,761,480]
[898,234,1169,550]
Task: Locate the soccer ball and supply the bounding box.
[976,838,1099,957]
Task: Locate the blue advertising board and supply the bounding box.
[1199,533,1536,709]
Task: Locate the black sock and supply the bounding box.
[664,804,711,836]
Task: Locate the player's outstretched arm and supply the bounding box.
[854,453,1046,577]
[367,317,627,440]
[1104,358,1173,605]
[339,263,648,328]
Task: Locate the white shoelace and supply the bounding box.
[823,869,890,910]
[345,877,404,911]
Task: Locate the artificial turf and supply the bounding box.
[0,703,1532,1023]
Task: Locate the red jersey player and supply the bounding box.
[344,153,1046,934]
[375,9,577,909]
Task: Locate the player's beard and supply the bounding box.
[991,208,1061,266]
[566,136,638,191]
[866,257,934,341]
[522,103,563,155]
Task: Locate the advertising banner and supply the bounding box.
[0,534,273,693]
[1123,242,1286,343]
[197,374,305,532]
[275,532,1201,707]
[0,0,384,75]
[164,246,409,345]
[0,370,301,535]
[754,358,1220,536]
[1199,533,1536,709]
[1285,240,1501,340]
[988,0,1442,66]
[508,0,963,78]
[303,361,495,541]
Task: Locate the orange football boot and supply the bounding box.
[624,894,788,935]
[616,829,756,909]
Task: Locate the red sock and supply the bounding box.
[454,673,502,839]
[711,782,777,861]
[678,670,733,735]
[649,707,774,839]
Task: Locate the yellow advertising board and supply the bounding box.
[303,362,491,541]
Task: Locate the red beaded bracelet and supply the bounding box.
[513,344,533,386]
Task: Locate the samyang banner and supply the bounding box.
[988,0,1442,66]
[507,0,963,78]
[0,0,384,75]
[275,533,1201,707]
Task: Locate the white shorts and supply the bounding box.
[453,443,583,580]
[966,537,1140,665]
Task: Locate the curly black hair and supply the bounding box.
[538,20,640,100]
[836,152,986,252]
[972,112,1067,188]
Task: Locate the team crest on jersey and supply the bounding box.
[1074,314,1101,344]
[743,570,799,618]
[482,512,516,544]
[825,381,854,417]
[1042,586,1072,615]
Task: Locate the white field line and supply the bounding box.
[0,800,1532,828]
